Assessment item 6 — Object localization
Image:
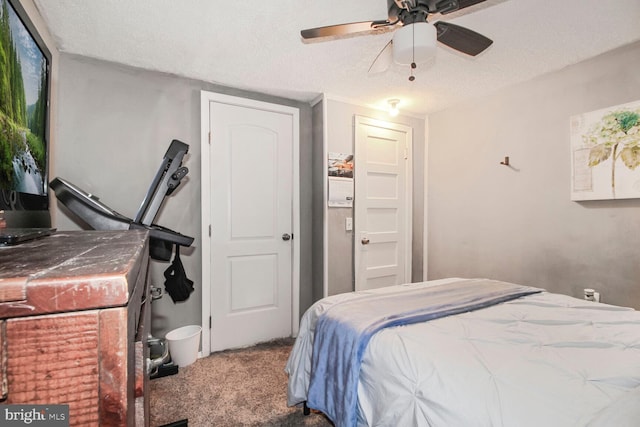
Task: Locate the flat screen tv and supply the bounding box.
[0,0,52,227]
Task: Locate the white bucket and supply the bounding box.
[165,325,202,367]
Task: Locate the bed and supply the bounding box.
[286,278,640,427]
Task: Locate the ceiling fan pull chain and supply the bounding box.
[409,21,416,81]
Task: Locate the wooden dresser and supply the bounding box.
[0,230,151,426]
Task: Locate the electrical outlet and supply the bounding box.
[584,288,601,303]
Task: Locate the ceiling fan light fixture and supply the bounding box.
[387,99,400,116]
[392,22,437,65]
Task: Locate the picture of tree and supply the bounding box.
[571,100,640,201]
[584,108,640,198]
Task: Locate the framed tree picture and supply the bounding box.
[570,100,640,201]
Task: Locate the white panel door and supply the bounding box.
[354,116,412,291]
[208,99,294,352]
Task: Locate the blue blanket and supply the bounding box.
[306,279,542,427]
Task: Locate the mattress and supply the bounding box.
[286,278,640,427]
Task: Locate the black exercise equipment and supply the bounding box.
[50,139,194,260]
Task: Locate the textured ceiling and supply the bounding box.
[33,0,640,116]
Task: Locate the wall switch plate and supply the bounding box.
[346,217,353,231]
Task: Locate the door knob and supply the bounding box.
[282,233,291,241]
[361,238,370,245]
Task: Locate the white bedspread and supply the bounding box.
[286,278,640,427]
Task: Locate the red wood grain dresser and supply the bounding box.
[0,230,151,426]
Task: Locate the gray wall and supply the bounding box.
[322,98,426,295]
[53,54,313,337]
[428,41,640,308]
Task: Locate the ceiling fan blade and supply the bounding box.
[301,20,391,40]
[432,0,460,14]
[431,0,486,14]
[368,40,393,74]
[447,0,487,13]
[434,21,492,56]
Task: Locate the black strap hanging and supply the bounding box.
[163,245,194,303]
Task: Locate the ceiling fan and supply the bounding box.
[301,0,493,79]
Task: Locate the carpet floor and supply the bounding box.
[149,338,333,427]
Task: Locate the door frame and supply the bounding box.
[354,115,413,290]
[200,91,300,357]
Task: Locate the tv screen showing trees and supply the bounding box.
[0,0,49,201]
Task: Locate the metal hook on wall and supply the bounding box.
[500,156,510,166]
